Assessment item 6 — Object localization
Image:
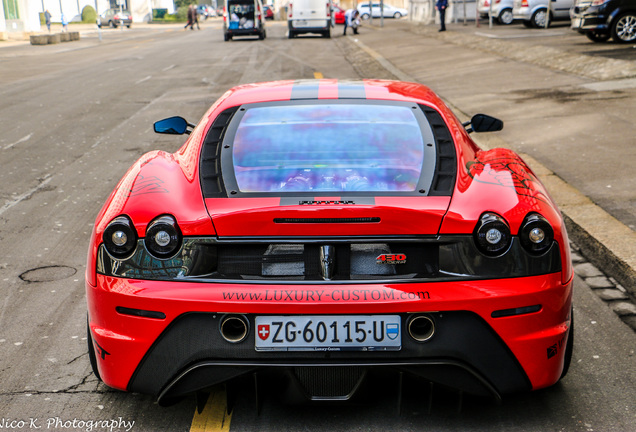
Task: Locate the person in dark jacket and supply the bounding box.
[436,0,448,32]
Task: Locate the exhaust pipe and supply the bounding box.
[220,315,249,343]
[407,314,435,342]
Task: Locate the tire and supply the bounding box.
[498,8,513,25]
[361,13,370,20]
[611,13,636,43]
[393,12,402,19]
[126,24,131,29]
[531,8,549,28]
[87,318,102,382]
[585,30,610,42]
[559,308,574,380]
[224,32,230,41]
[288,30,295,38]
[259,30,265,40]
[323,28,331,38]
[109,20,115,28]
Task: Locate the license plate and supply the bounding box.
[255,315,401,352]
[293,19,310,27]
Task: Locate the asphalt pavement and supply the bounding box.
[2,17,635,329]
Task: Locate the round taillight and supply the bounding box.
[520,213,554,255]
[103,216,137,260]
[474,213,512,256]
[144,215,182,259]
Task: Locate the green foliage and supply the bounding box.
[81,5,97,23]
[153,8,168,19]
[174,6,189,20]
[174,0,197,8]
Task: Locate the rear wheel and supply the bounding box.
[109,20,115,28]
[559,309,574,380]
[585,30,610,42]
[323,28,331,38]
[531,8,549,28]
[393,12,402,19]
[87,318,102,382]
[288,30,295,38]
[498,8,513,25]
[611,13,636,43]
[361,13,370,20]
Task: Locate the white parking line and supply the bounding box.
[0,174,52,217]
[135,75,152,84]
[3,133,33,150]
[474,31,567,39]
[581,78,636,91]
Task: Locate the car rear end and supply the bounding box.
[570,0,613,35]
[288,0,333,37]
[87,81,573,405]
[114,10,133,28]
[513,0,534,21]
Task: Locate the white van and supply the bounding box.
[287,0,334,38]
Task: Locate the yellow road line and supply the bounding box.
[190,386,232,432]
[313,72,324,79]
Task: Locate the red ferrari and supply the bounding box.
[86,80,573,406]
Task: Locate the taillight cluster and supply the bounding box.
[474,212,554,257]
[103,215,182,260]
[521,0,529,7]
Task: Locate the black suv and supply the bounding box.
[570,0,636,42]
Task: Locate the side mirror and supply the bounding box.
[464,114,504,134]
[153,116,193,135]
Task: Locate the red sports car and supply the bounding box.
[86,80,573,406]
[332,5,346,24]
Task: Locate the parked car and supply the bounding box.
[97,8,132,28]
[332,4,346,23]
[223,0,267,40]
[357,2,409,19]
[263,4,275,19]
[197,4,215,19]
[513,0,574,27]
[478,0,516,24]
[86,79,573,405]
[571,0,636,42]
[288,0,334,38]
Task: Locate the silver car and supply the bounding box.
[477,0,515,24]
[97,8,133,28]
[357,2,409,19]
[513,0,574,27]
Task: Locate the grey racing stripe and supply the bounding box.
[290,81,321,100]
[338,82,366,99]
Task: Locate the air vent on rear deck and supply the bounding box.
[273,217,381,224]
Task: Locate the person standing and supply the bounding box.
[193,5,200,30]
[61,13,68,32]
[185,5,195,30]
[436,0,448,32]
[44,9,52,32]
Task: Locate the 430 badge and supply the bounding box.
[255,315,401,352]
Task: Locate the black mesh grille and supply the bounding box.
[421,105,457,196]
[294,367,365,398]
[213,242,438,280]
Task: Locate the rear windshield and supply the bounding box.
[229,103,431,194]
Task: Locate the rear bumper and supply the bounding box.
[570,12,609,32]
[87,272,572,402]
[289,20,330,33]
